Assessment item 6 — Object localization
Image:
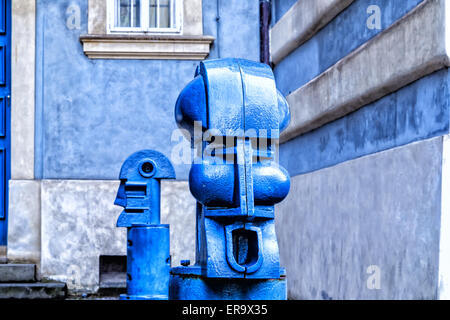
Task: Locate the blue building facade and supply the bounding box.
[35,0,259,180]
[5,0,262,294]
[4,0,450,299]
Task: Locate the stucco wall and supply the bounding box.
[274,0,446,178]
[8,179,196,292]
[277,137,443,299]
[6,0,261,292]
[280,68,450,177]
[273,0,424,96]
[34,0,260,181]
[273,0,298,23]
[202,0,259,60]
[272,0,449,300]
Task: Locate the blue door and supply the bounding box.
[0,0,10,245]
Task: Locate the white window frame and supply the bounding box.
[107,0,183,34]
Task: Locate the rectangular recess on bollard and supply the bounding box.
[114,150,175,300]
[173,58,291,299]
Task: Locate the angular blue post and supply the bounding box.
[114,150,175,300]
[171,58,291,300]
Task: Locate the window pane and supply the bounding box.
[159,0,171,28]
[149,0,157,28]
[149,0,173,29]
[132,0,141,27]
[116,0,140,28]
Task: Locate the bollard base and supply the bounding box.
[169,266,287,300]
[124,225,170,300]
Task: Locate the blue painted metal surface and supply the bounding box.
[0,0,10,245]
[114,150,175,300]
[124,225,170,300]
[172,58,290,299]
[170,266,287,300]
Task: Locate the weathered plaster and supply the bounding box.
[273,0,425,97]
[7,180,41,265]
[273,0,298,24]
[281,0,450,142]
[35,0,259,180]
[39,179,194,293]
[438,135,450,299]
[40,180,125,292]
[276,137,443,299]
[202,0,260,60]
[280,68,450,177]
[270,0,355,65]
[183,0,203,36]
[11,0,35,179]
[87,0,106,34]
[161,180,196,267]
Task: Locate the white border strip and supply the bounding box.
[270,0,355,65]
[281,0,450,143]
[439,135,450,299]
[11,0,36,179]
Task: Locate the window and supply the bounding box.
[82,0,214,60]
[108,0,182,33]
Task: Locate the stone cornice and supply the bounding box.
[80,34,215,60]
[281,0,450,143]
[270,0,355,65]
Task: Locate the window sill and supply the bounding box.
[79,34,215,60]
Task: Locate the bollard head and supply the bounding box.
[118,149,176,181]
[115,150,175,227]
[175,58,290,141]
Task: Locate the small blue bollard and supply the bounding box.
[114,150,175,300]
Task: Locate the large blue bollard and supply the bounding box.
[171,58,291,300]
[114,150,175,300]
